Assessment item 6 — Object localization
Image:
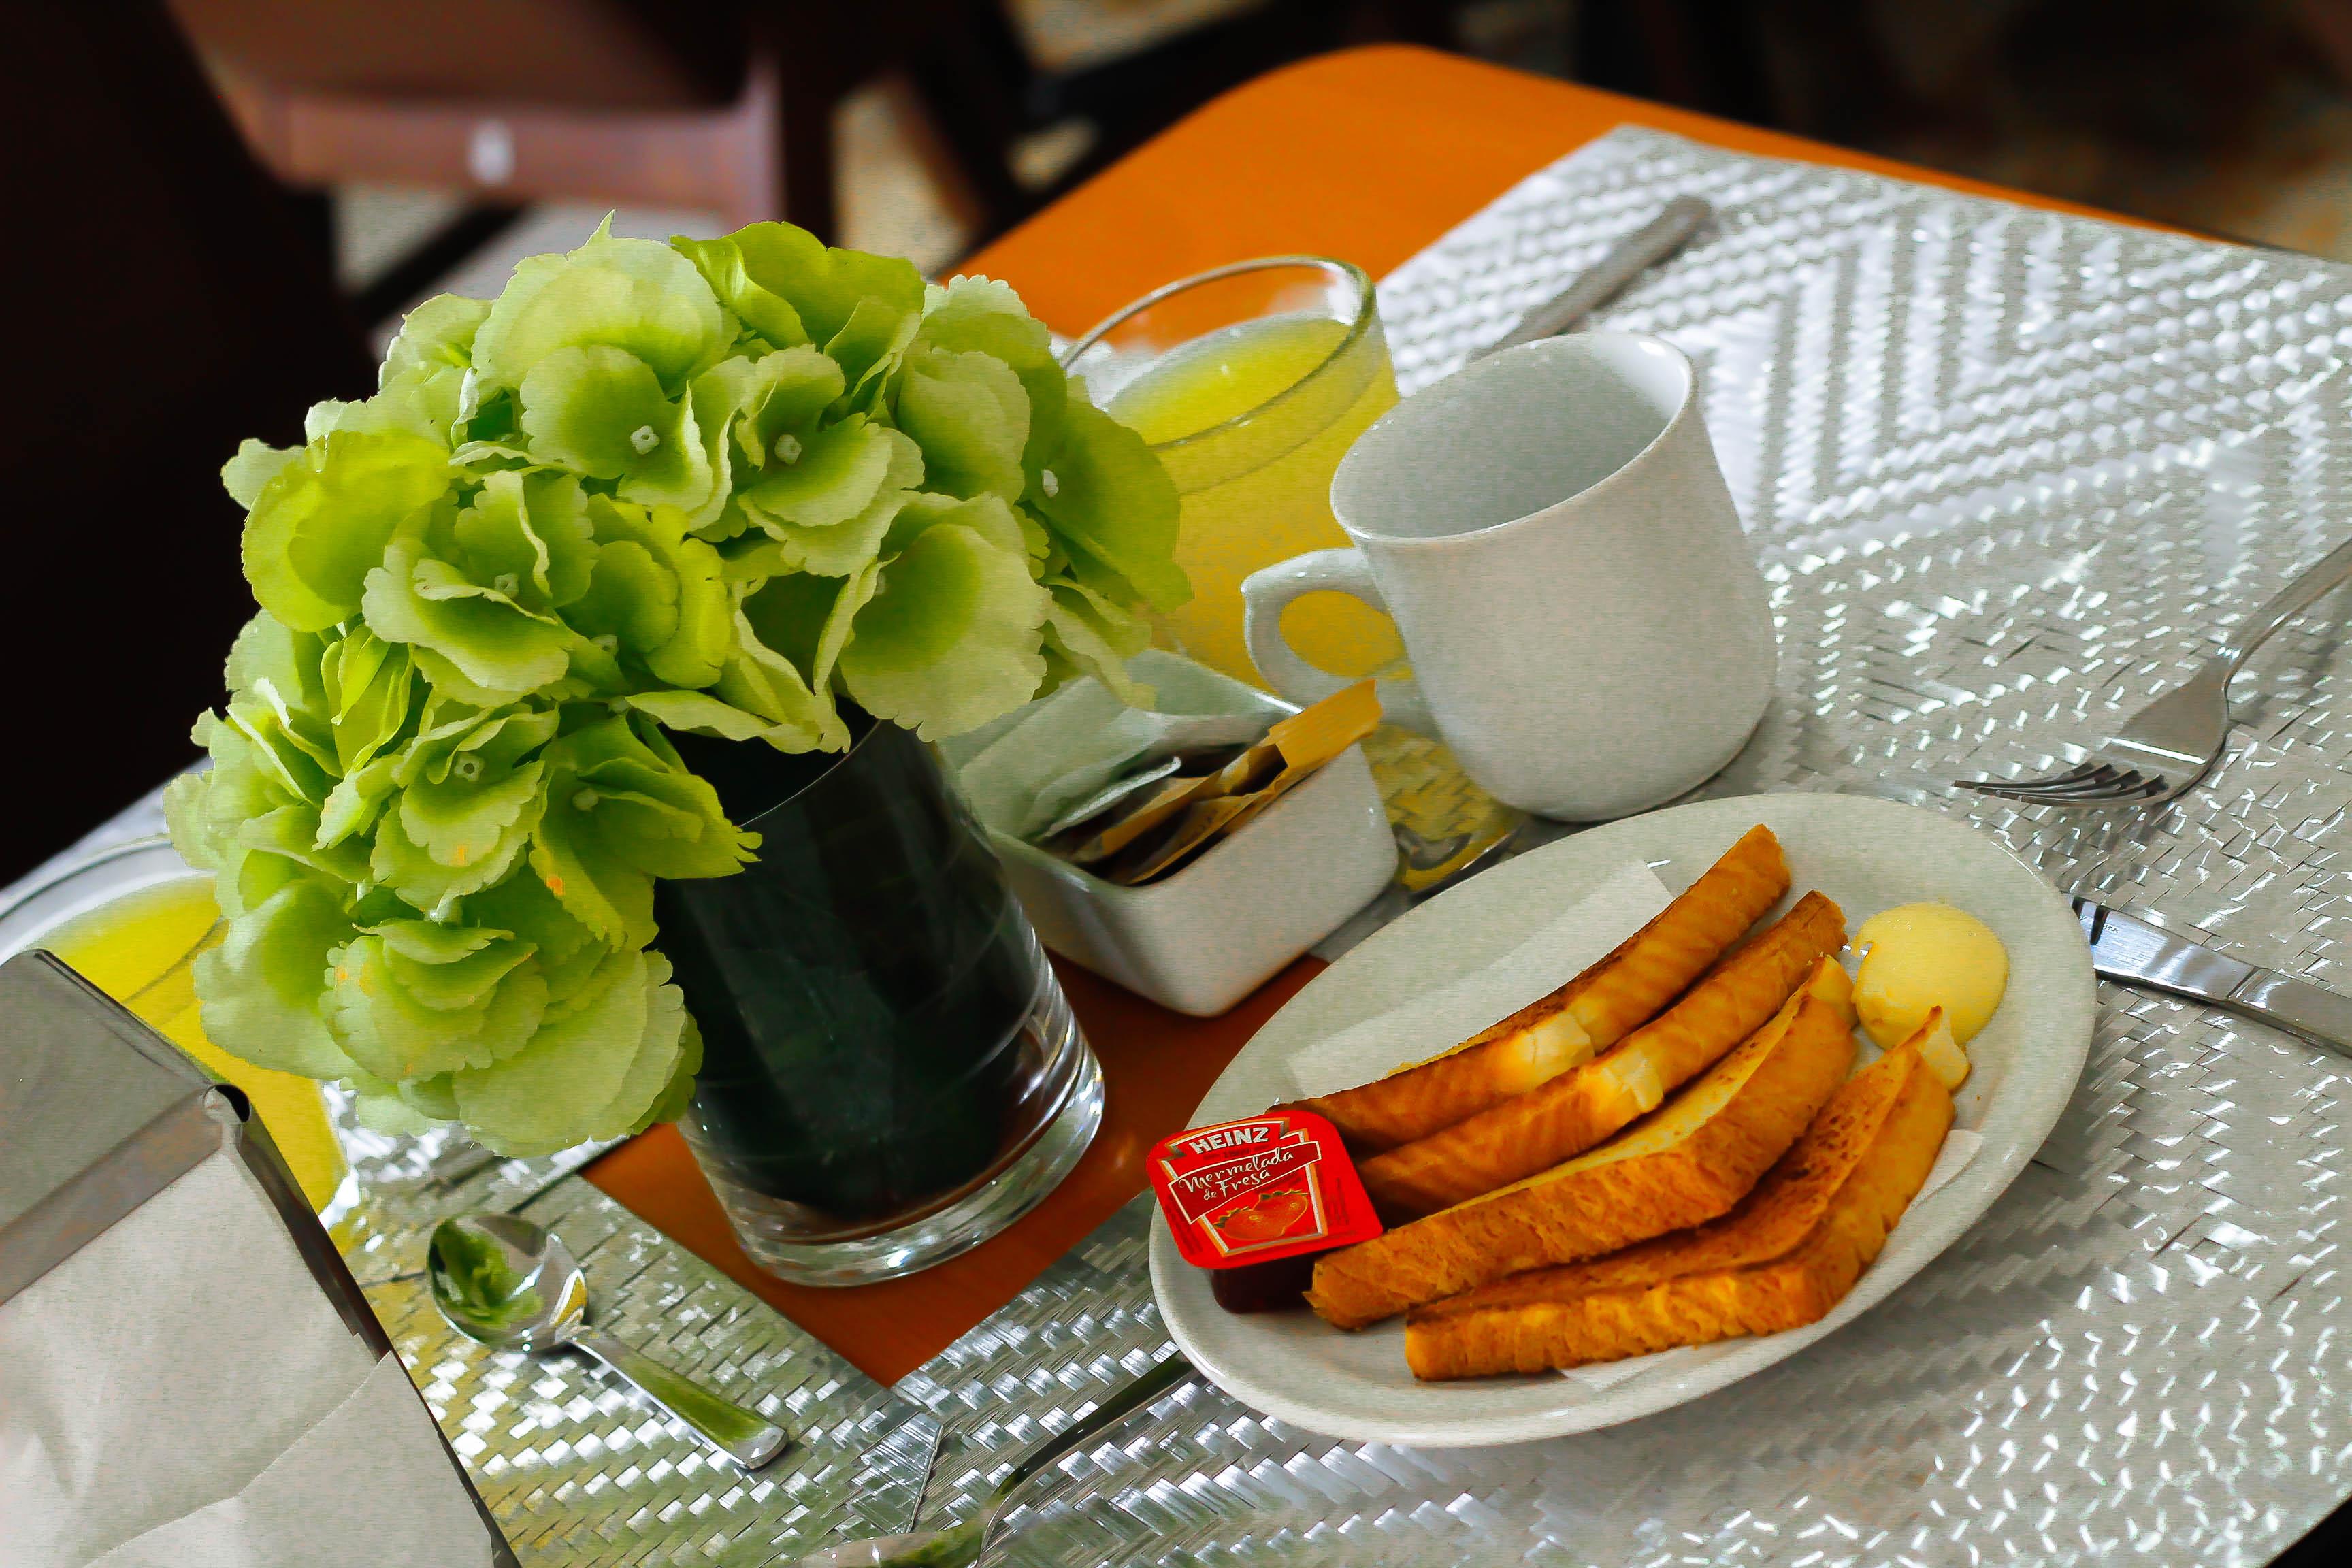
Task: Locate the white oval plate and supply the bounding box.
[1149,792,2097,1446]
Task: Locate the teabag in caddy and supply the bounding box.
[0,951,514,1568]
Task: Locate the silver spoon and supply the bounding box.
[427,1213,789,1470]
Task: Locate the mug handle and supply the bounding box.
[1240,549,1436,736]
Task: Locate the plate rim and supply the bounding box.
[1149,791,2097,1446]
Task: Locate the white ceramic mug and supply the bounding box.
[1241,331,1775,821]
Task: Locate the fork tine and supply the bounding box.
[1955,760,2106,795]
[1974,768,2169,806]
[2006,764,2141,798]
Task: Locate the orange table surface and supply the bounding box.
[585,44,2159,1389]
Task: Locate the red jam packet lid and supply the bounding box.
[1148,1109,1384,1269]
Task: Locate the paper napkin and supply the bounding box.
[0,1148,493,1568]
[941,651,1282,842]
[1284,859,1674,1098]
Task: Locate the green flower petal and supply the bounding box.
[382,293,491,380]
[728,345,846,468]
[630,1009,704,1134]
[223,440,298,510]
[738,412,895,529]
[1028,395,1190,612]
[461,877,613,1019]
[396,1073,461,1124]
[473,219,729,396]
[374,924,536,1011]
[171,714,302,897]
[527,801,657,949]
[327,932,547,1080]
[671,233,811,348]
[651,535,730,689]
[321,627,419,774]
[917,276,1066,464]
[595,955,690,1139]
[448,947,688,1156]
[574,496,731,687]
[827,295,921,412]
[348,1073,443,1135]
[371,780,542,917]
[537,715,760,887]
[306,362,463,447]
[679,223,923,349]
[621,689,777,741]
[892,343,1029,500]
[1041,576,1156,707]
[738,482,909,580]
[362,509,576,700]
[713,585,853,753]
[517,344,715,510]
[453,470,598,610]
[682,357,758,532]
[399,756,547,875]
[223,693,333,807]
[568,540,677,654]
[363,919,507,964]
[240,801,374,886]
[839,517,1049,739]
[193,876,358,1080]
[163,767,224,875]
[315,753,400,848]
[244,430,452,634]
[226,613,336,758]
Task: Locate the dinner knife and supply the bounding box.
[1478,195,1714,356]
[2073,895,2352,1058]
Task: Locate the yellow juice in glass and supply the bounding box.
[1083,259,1523,890]
[1106,310,1405,685]
[42,878,350,1212]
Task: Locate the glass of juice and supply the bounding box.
[1066,258,1522,888]
[0,837,355,1217]
[1065,256,1407,685]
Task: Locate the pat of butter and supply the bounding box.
[1852,902,2008,1051]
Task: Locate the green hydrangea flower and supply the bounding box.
[172,216,1187,1156]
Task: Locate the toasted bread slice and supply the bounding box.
[1305,958,1857,1330]
[1358,891,1846,1218]
[1405,1032,1952,1377]
[1291,826,1791,1154]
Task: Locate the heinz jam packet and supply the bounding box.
[1148,1109,1383,1270]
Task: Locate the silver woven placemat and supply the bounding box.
[885,126,2352,1567]
[29,122,2352,1566]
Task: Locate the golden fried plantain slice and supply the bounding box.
[1305,958,1857,1330]
[1404,1032,1953,1379]
[1292,825,1791,1154]
[1358,891,1846,1218]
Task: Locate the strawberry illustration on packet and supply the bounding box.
[1149,1108,1383,1312]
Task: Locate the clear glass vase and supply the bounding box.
[655,717,1102,1286]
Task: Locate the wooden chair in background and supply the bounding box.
[165,0,1463,329]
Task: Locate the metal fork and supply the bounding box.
[796,1352,1199,1567]
[1958,534,2352,807]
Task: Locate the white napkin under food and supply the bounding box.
[941,650,1284,843]
[0,1149,493,1568]
[1284,860,1674,1099]
[1559,1128,1984,1391]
